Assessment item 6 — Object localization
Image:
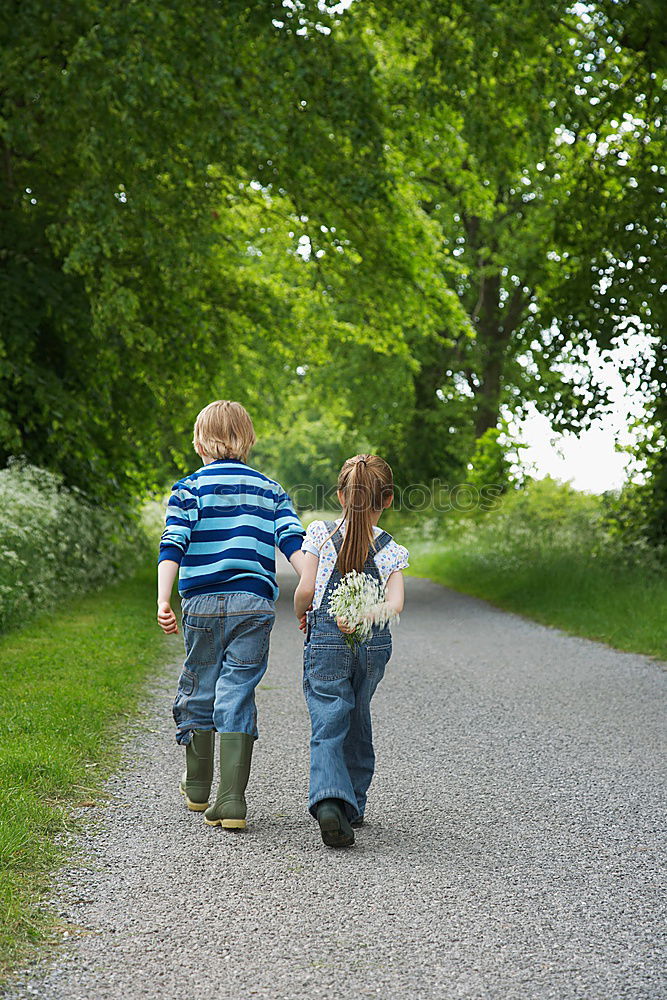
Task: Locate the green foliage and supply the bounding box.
[603,415,667,554]
[465,477,605,559]
[466,425,524,494]
[369,0,665,432]
[0,558,176,975]
[1,0,664,541]
[635,342,667,550]
[0,0,392,500]
[0,461,145,633]
[396,476,604,550]
[268,0,666,508]
[253,405,359,506]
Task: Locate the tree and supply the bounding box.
[0,0,391,499]
[263,0,665,494]
[362,0,666,452]
[3,0,664,526]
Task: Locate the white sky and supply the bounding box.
[513,410,633,493]
[508,334,654,493]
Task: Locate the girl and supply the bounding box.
[294,455,408,847]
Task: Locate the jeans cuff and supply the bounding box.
[308,789,358,820]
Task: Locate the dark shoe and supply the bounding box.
[179,730,215,811]
[204,733,254,829]
[316,799,355,848]
[351,816,364,828]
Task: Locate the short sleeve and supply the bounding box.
[388,541,409,573]
[302,520,325,558]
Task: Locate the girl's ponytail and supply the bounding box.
[336,455,394,575]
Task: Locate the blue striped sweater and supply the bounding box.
[158,459,305,600]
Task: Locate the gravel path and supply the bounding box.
[5,567,666,1000]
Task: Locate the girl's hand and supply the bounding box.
[298,605,312,632]
[157,602,179,634]
[336,616,355,635]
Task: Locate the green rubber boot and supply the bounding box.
[178,730,215,811]
[204,732,254,829]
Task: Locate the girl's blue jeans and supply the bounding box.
[173,592,275,746]
[303,611,392,823]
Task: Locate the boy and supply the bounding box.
[157,400,305,829]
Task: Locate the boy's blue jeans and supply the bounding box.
[173,592,275,746]
[303,611,392,823]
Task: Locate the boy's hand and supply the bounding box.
[298,604,312,632]
[157,602,179,634]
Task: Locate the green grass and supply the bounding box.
[408,543,667,661]
[0,556,178,978]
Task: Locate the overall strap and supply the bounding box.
[324,521,392,556]
[373,529,393,555]
[359,528,393,584]
[319,521,345,610]
[319,521,395,613]
[323,520,344,553]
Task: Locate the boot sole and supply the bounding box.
[318,814,355,848]
[179,784,209,812]
[203,817,246,829]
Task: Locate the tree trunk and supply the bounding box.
[462,212,527,440]
[474,343,505,438]
[471,275,526,439]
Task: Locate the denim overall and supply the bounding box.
[303,522,393,823]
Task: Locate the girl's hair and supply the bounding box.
[192,400,256,462]
[336,454,394,575]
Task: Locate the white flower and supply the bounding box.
[327,570,399,646]
[0,459,146,631]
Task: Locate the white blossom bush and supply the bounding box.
[0,459,147,632]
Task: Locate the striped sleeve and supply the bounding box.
[274,489,305,559]
[159,482,199,565]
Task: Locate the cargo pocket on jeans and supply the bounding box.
[173,668,197,727]
[178,667,197,697]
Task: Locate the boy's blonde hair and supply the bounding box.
[192,400,256,462]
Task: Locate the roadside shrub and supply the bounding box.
[448,478,603,571]
[388,476,664,575]
[0,459,148,632]
[396,476,666,659]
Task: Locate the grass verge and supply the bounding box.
[0,556,179,980]
[408,544,667,661]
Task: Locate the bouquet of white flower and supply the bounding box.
[327,570,399,647]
